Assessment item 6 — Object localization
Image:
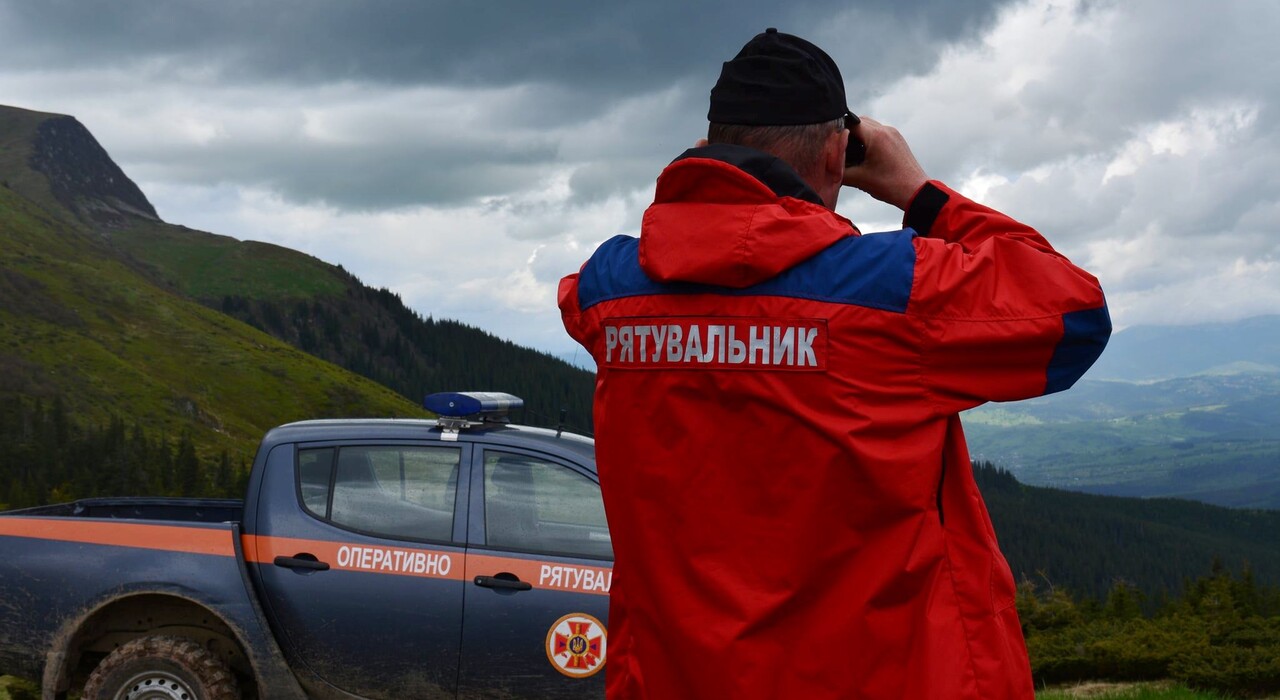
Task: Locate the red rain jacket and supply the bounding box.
[559,145,1110,699]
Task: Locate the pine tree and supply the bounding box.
[175,432,200,497]
[1103,579,1144,621]
[214,450,233,497]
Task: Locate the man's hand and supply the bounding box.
[842,117,929,211]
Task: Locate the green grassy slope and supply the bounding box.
[109,218,596,433]
[111,219,346,300]
[0,183,425,463]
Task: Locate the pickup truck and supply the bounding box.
[0,393,613,700]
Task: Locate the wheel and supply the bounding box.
[82,635,240,700]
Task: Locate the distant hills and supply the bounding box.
[965,316,1280,509]
[1087,315,1280,381]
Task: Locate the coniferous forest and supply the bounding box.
[974,463,1280,605]
[214,283,596,435]
[0,396,245,510]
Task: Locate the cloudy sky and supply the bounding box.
[1,0,1277,359]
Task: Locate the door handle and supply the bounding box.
[474,574,533,591]
[274,554,331,571]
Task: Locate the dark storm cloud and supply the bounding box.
[0,0,1015,210]
[0,0,1007,94]
[114,104,565,210]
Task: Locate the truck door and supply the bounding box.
[457,448,612,699]
[252,442,469,699]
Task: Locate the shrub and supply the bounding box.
[1172,642,1280,697]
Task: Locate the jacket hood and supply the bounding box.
[639,144,858,288]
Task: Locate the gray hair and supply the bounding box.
[707,118,844,181]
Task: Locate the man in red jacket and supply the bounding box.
[559,28,1109,699]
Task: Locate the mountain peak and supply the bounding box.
[1,104,158,227]
[29,114,159,225]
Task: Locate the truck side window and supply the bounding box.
[484,452,612,560]
[298,447,335,518]
[298,445,461,542]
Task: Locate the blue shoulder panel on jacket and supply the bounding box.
[1045,305,1112,394]
[577,231,918,313]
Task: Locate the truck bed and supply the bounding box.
[0,498,271,691]
[2,497,243,523]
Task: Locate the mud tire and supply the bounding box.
[82,635,239,700]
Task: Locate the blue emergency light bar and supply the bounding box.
[425,391,524,418]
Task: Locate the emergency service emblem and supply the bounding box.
[545,613,607,678]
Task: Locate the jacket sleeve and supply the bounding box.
[904,182,1111,413]
[558,271,592,352]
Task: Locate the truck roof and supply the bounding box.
[260,418,597,469]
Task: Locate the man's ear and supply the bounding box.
[694,138,709,148]
[825,129,848,179]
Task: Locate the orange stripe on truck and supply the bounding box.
[0,520,610,595]
[0,517,235,557]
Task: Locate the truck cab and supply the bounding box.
[247,399,612,699]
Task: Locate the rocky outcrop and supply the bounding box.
[29,115,159,227]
